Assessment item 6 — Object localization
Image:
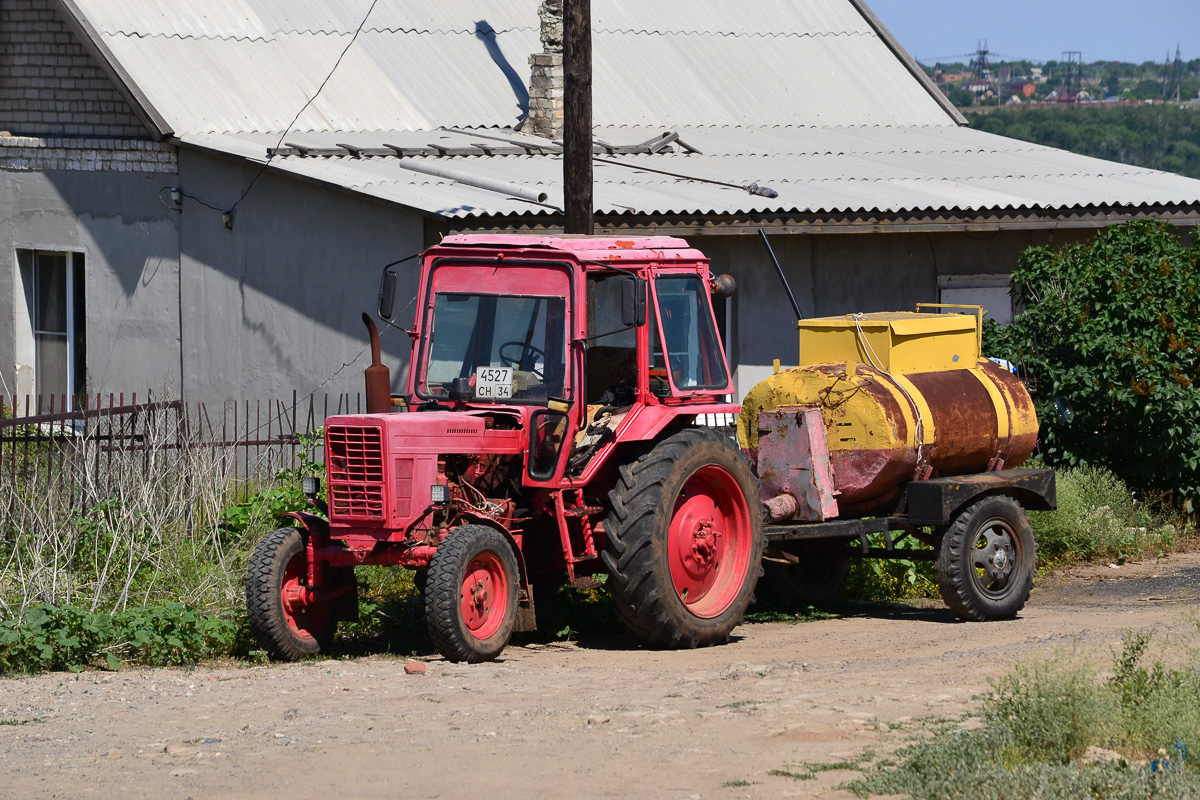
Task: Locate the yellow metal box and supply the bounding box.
[797,311,979,373]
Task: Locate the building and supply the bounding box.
[3,0,1200,406]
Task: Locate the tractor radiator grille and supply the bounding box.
[326,425,385,520]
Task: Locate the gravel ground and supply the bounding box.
[3,551,1199,800]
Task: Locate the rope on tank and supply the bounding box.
[848,313,928,467]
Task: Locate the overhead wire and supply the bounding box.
[225,0,385,221]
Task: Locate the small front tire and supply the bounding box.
[426,525,521,663]
[935,495,1035,621]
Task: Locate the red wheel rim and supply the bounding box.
[280,552,328,641]
[460,552,508,639]
[667,464,753,618]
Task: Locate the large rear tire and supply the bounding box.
[603,428,764,648]
[426,525,520,663]
[935,495,1035,621]
[246,527,337,660]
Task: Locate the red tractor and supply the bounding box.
[246,235,762,662]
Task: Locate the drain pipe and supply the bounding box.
[388,157,550,204]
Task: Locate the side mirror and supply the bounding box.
[378,269,398,320]
[621,277,647,327]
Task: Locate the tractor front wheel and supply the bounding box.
[426,525,521,663]
[246,527,337,660]
[603,428,764,648]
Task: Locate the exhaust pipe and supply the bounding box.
[362,313,392,414]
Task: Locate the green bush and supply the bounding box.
[841,533,938,602]
[1029,465,1176,562]
[0,602,242,674]
[983,220,1200,503]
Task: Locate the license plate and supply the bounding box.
[475,367,513,399]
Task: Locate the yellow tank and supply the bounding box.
[738,309,1038,515]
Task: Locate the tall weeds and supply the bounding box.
[0,411,278,618]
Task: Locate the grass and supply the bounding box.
[839,628,1200,799]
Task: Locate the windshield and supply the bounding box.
[654,275,726,391]
[420,293,567,402]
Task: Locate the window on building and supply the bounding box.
[15,250,85,402]
[937,274,1013,325]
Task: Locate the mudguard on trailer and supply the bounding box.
[905,468,1056,526]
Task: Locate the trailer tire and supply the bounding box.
[246,527,338,660]
[936,494,1035,621]
[763,542,849,606]
[426,525,520,663]
[603,428,764,648]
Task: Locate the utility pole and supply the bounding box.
[1173,44,1183,102]
[563,0,593,234]
[1062,51,1082,102]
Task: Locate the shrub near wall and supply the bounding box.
[985,221,1200,504]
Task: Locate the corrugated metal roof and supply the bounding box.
[181,125,1200,221]
[74,0,953,134]
[66,0,1200,221]
[79,0,539,38]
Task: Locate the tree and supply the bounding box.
[985,221,1200,503]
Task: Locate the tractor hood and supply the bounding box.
[327,411,525,458]
[324,411,526,529]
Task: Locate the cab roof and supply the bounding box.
[435,234,707,263]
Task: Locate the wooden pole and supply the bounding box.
[563,0,593,234]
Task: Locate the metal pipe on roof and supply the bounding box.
[389,158,550,204]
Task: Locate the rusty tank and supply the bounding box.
[737,309,1038,517]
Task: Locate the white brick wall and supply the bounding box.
[0,134,177,173]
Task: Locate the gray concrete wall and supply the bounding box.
[0,166,181,401]
[176,150,424,406]
[696,228,1096,400]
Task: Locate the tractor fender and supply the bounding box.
[452,516,530,590]
[280,510,329,540]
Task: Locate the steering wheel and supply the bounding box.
[498,341,546,379]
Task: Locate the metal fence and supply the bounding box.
[0,391,369,492]
[1,391,737,496]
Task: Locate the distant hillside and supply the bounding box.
[964,105,1200,179]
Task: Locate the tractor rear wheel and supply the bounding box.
[426,525,520,663]
[603,428,764,648]
[246,527,337,660]
[935,494,1036,621]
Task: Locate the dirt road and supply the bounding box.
[3,553,1199,800]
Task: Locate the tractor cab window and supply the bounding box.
[421,293,567,402]
[653,276,726,391]
[585,275,638,404]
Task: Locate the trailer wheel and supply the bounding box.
[763,542,849,606]
[246,527,337,660]
[426,525,520,663]
[603,428,764,648]
[935,495,1035,621]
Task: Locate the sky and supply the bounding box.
[866,0,1199,65]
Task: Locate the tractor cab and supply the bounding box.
[379,235,737,486]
